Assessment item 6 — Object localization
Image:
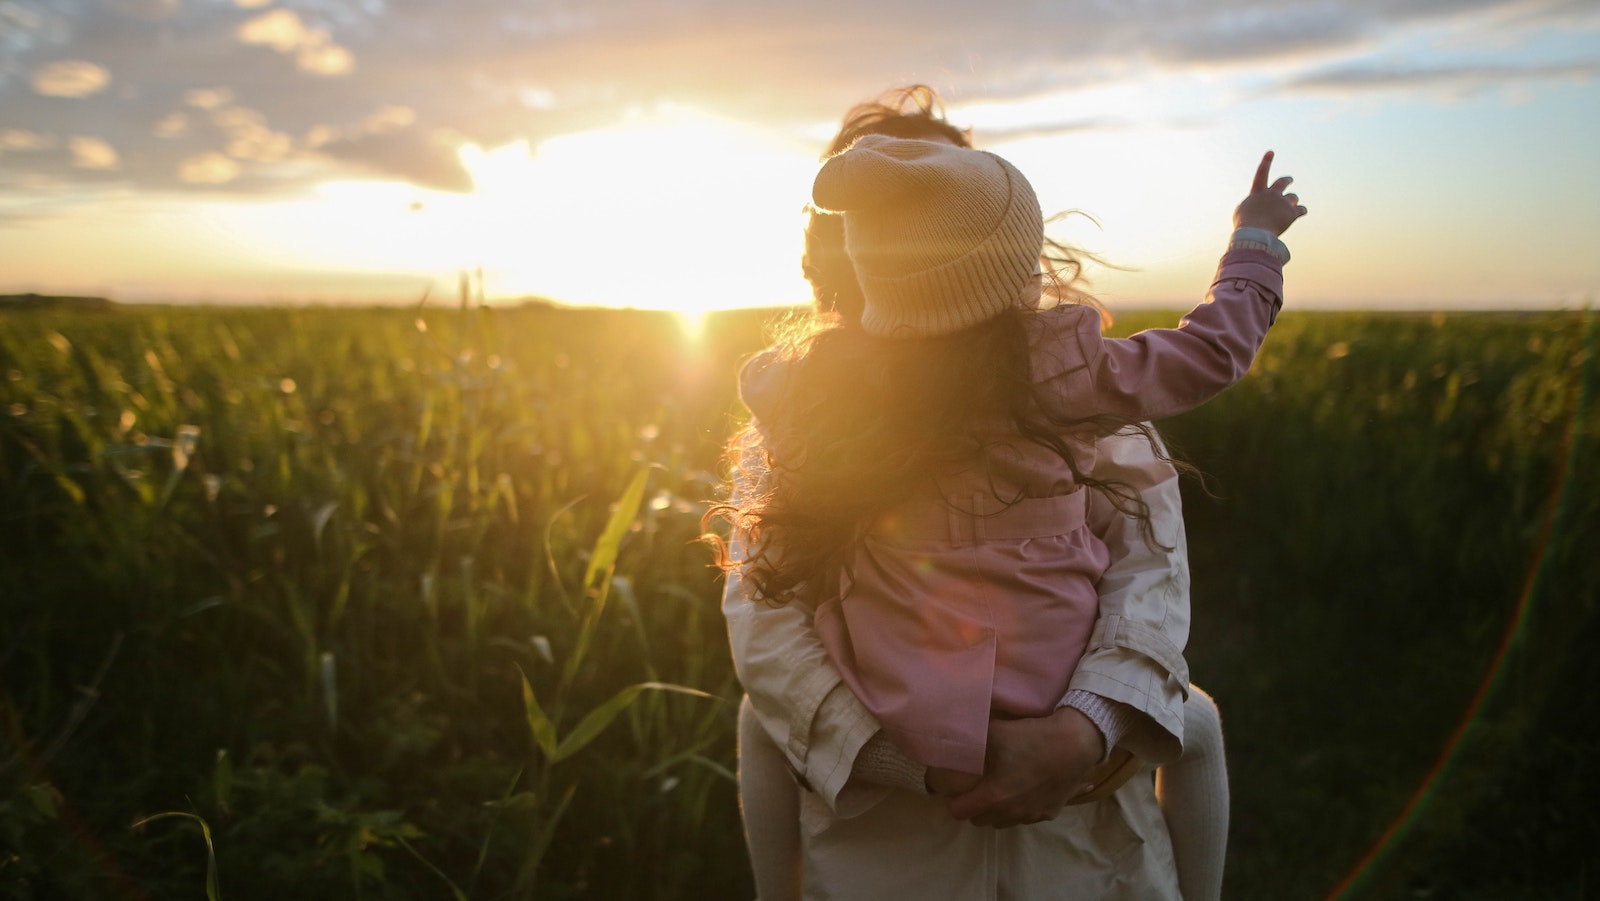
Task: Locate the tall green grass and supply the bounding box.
[2,303,1596,899]
[2,302,754,898]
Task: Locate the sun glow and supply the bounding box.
[179,107,820,313]
[454,108,818,315]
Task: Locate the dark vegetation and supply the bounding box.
[1,303,1595,899]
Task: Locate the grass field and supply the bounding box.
[2,302,1596,899]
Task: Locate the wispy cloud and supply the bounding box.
[969,117,1144,144]
[1276,59,1600,97]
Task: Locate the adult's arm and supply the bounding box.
[724,548,892,815]
[721,429,890,815]
[1067,426,1191,765]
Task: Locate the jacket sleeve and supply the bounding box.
[1071,426,1192,765]
[721,426,889,815]
[1033,248,1284,425]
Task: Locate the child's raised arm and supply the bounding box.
[1030,151,1308,426]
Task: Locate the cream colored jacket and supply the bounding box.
[722,427,1192,815]
[723,429,1192,898]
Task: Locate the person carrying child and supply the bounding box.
[717,103,1304,900]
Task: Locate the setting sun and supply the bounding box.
[452,109,819,314]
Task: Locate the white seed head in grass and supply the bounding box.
[172,424,200,471]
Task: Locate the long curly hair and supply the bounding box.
[707,309,1163,606]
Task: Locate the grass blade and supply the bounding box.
[561,466,651,690]
[516,664,558,760]
[132,811,221,901]
[580,466,650,595]
[394,834,468,901]
[551,682,714,765]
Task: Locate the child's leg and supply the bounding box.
[1156,684,1229,901]
[738,694,802,901]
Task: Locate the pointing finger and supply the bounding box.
[1252,151,1274,194]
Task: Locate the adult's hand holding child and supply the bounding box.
[943,706,1105,828]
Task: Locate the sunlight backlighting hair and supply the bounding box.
[706,312,1167,607]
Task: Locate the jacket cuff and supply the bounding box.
[1062,690,1143,763]
[1230,226,1290,263]
[849,731,928,794]
[1067,615,1190,764]
[798,683,884,816]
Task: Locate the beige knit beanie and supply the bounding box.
[812,134,1044,338]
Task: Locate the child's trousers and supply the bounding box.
[1157,685,1229,901]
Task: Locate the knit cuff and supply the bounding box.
[849,731,929,794]
[1063,690,1142,764]
[1229,226,1290,263]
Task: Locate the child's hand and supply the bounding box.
[1233,150,1307,237]
[925,765,982,797]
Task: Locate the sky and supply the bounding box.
[1,0,1597,314]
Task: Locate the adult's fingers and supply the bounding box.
[1252,150,1274,193]
[946,784,1000,821]
[947,787,1041,824]
[1270,175,1293,194]
[948,788,1059,828]
[964,807,1049,829]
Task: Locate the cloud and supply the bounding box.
[0,0,1592,200]
[1,130,55,152]
[212,106,296,161]
[236,8,354,76]
[69,136,119,170]
[179,152,241,185]
[103,0,181,21]
[316,129,475,193]
[363,105,416,134]
[30,60,110,98]
[971,118,1143,144]
[236,9,315,53]
[297,43,354,77]
[1277,59,1600,97]
[185,88,235,110]
[154,113,188,138]
[1141,7,1371,65]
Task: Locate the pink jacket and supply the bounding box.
[741,248,1283,774]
